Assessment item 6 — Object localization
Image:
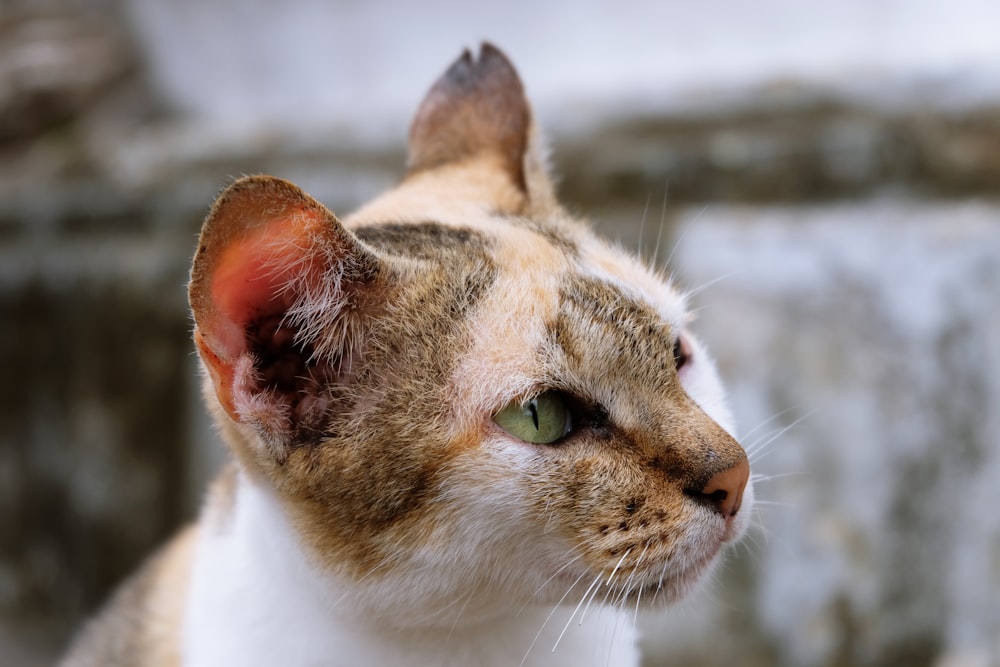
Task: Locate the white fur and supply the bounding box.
[183,472,639,667]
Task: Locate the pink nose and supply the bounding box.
[695,457,750,517]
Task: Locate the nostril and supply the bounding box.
[687,457,750,517]
[703,488,729,509]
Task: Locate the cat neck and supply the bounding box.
[182,470,639,667]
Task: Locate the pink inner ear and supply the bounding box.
[206,213,321,363]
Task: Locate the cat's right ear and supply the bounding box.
[189,175,387,457]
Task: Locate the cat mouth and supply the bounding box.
[631,510,754,606]
[615,547,721,608]
[548,546,720,613]
[548,530,727,610]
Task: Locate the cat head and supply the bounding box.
[189,43,751,624]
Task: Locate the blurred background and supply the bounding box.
[1,0,998,665]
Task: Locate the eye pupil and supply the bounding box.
[493,391,571,445]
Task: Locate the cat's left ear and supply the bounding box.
[406,43,557,215]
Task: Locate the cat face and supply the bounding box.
[189,44,751,624]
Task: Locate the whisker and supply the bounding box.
[740,407,800,442]
[631,580,644,629]
[649,182,669,269]
[613,542,650,609]
[747,507,800,559]
[578,548,632,628]
[734,527,763,559]
[518,571,589,667]
[753,499,793,508]
[745,411,814,462]
[519,550,587,611]
[594,558,628,616]
[684,270,741,299]
[608,584,629,667]
[637,192,652,262]
[751,470,805,484]
[650,558,671,607]
[444,587,478,644]
[551,573,604,653]
[605,549,633,587]
[330,559,390,608]
[577,565,609,627]
[750,507,772,545]
[661,204,707,271]
[683,304,712,319]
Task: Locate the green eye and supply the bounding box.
[493,392,571,444]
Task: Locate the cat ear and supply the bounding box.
[189,175,385,456]
[406,42,557,212]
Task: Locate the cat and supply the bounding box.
[61,43,752,667]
